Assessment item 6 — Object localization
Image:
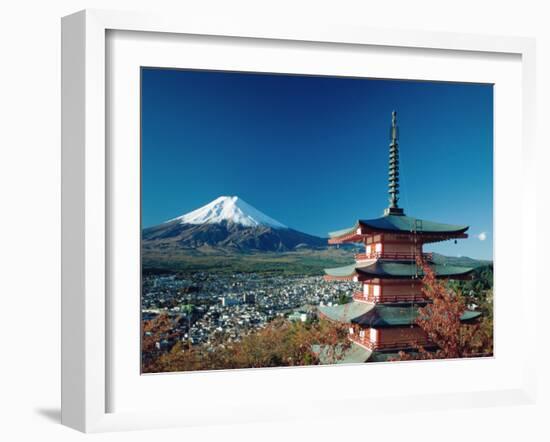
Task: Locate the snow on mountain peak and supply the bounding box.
[171,196,288,229]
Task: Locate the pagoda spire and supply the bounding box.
[384,111,405,216]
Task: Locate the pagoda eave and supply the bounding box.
[312,342,373,364]
[420,232,469,244]
[319,302,482,327]
[324,262,475,281]
[357,215,469,236]
[318,302,374,324]
[323,274,357,282]
[328,229,469,245]
[328,233,365,245]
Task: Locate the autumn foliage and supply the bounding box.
[142,313,180,367]
[396,259,493,361]
[142,316,350,373]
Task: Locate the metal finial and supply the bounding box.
[384,111,405,216]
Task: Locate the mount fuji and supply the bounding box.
[170,196,288,229]
[142,196,327,252]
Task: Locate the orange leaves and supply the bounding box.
[398,258,493,361]
[142,317,351,373]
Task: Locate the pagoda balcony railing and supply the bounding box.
[355,251,433,261]
[349,335,431,351]
[352,291,428,304]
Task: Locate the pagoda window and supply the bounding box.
[375,243,383,253]
[366,245,372,255]
[349,327,354,335]
[363,284,370,295]
[359,330,365,338]
[373,285,381,299]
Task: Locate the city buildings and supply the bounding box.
[142,272,355,350]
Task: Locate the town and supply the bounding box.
[142,271,357,351]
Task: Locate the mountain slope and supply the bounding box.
[142,220,327,252]
[431,253,492,268]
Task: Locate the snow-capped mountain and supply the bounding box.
[170,196,287,229]
[142,196,326,252]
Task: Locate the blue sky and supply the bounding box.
[142,68,493,260]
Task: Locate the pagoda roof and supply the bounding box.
[319,302,481,327]
[318,301,375,323]
[323,263,358,279]
[312,342,373,364]
[324,260,475,280]
[329,214,469,242]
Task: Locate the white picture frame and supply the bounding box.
[61,9,537,433]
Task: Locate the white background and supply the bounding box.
[0,0,548,441]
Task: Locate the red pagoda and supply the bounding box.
[319,111,480,363]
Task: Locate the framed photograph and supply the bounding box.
[61,9,537,432]
[139,69,492,372]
